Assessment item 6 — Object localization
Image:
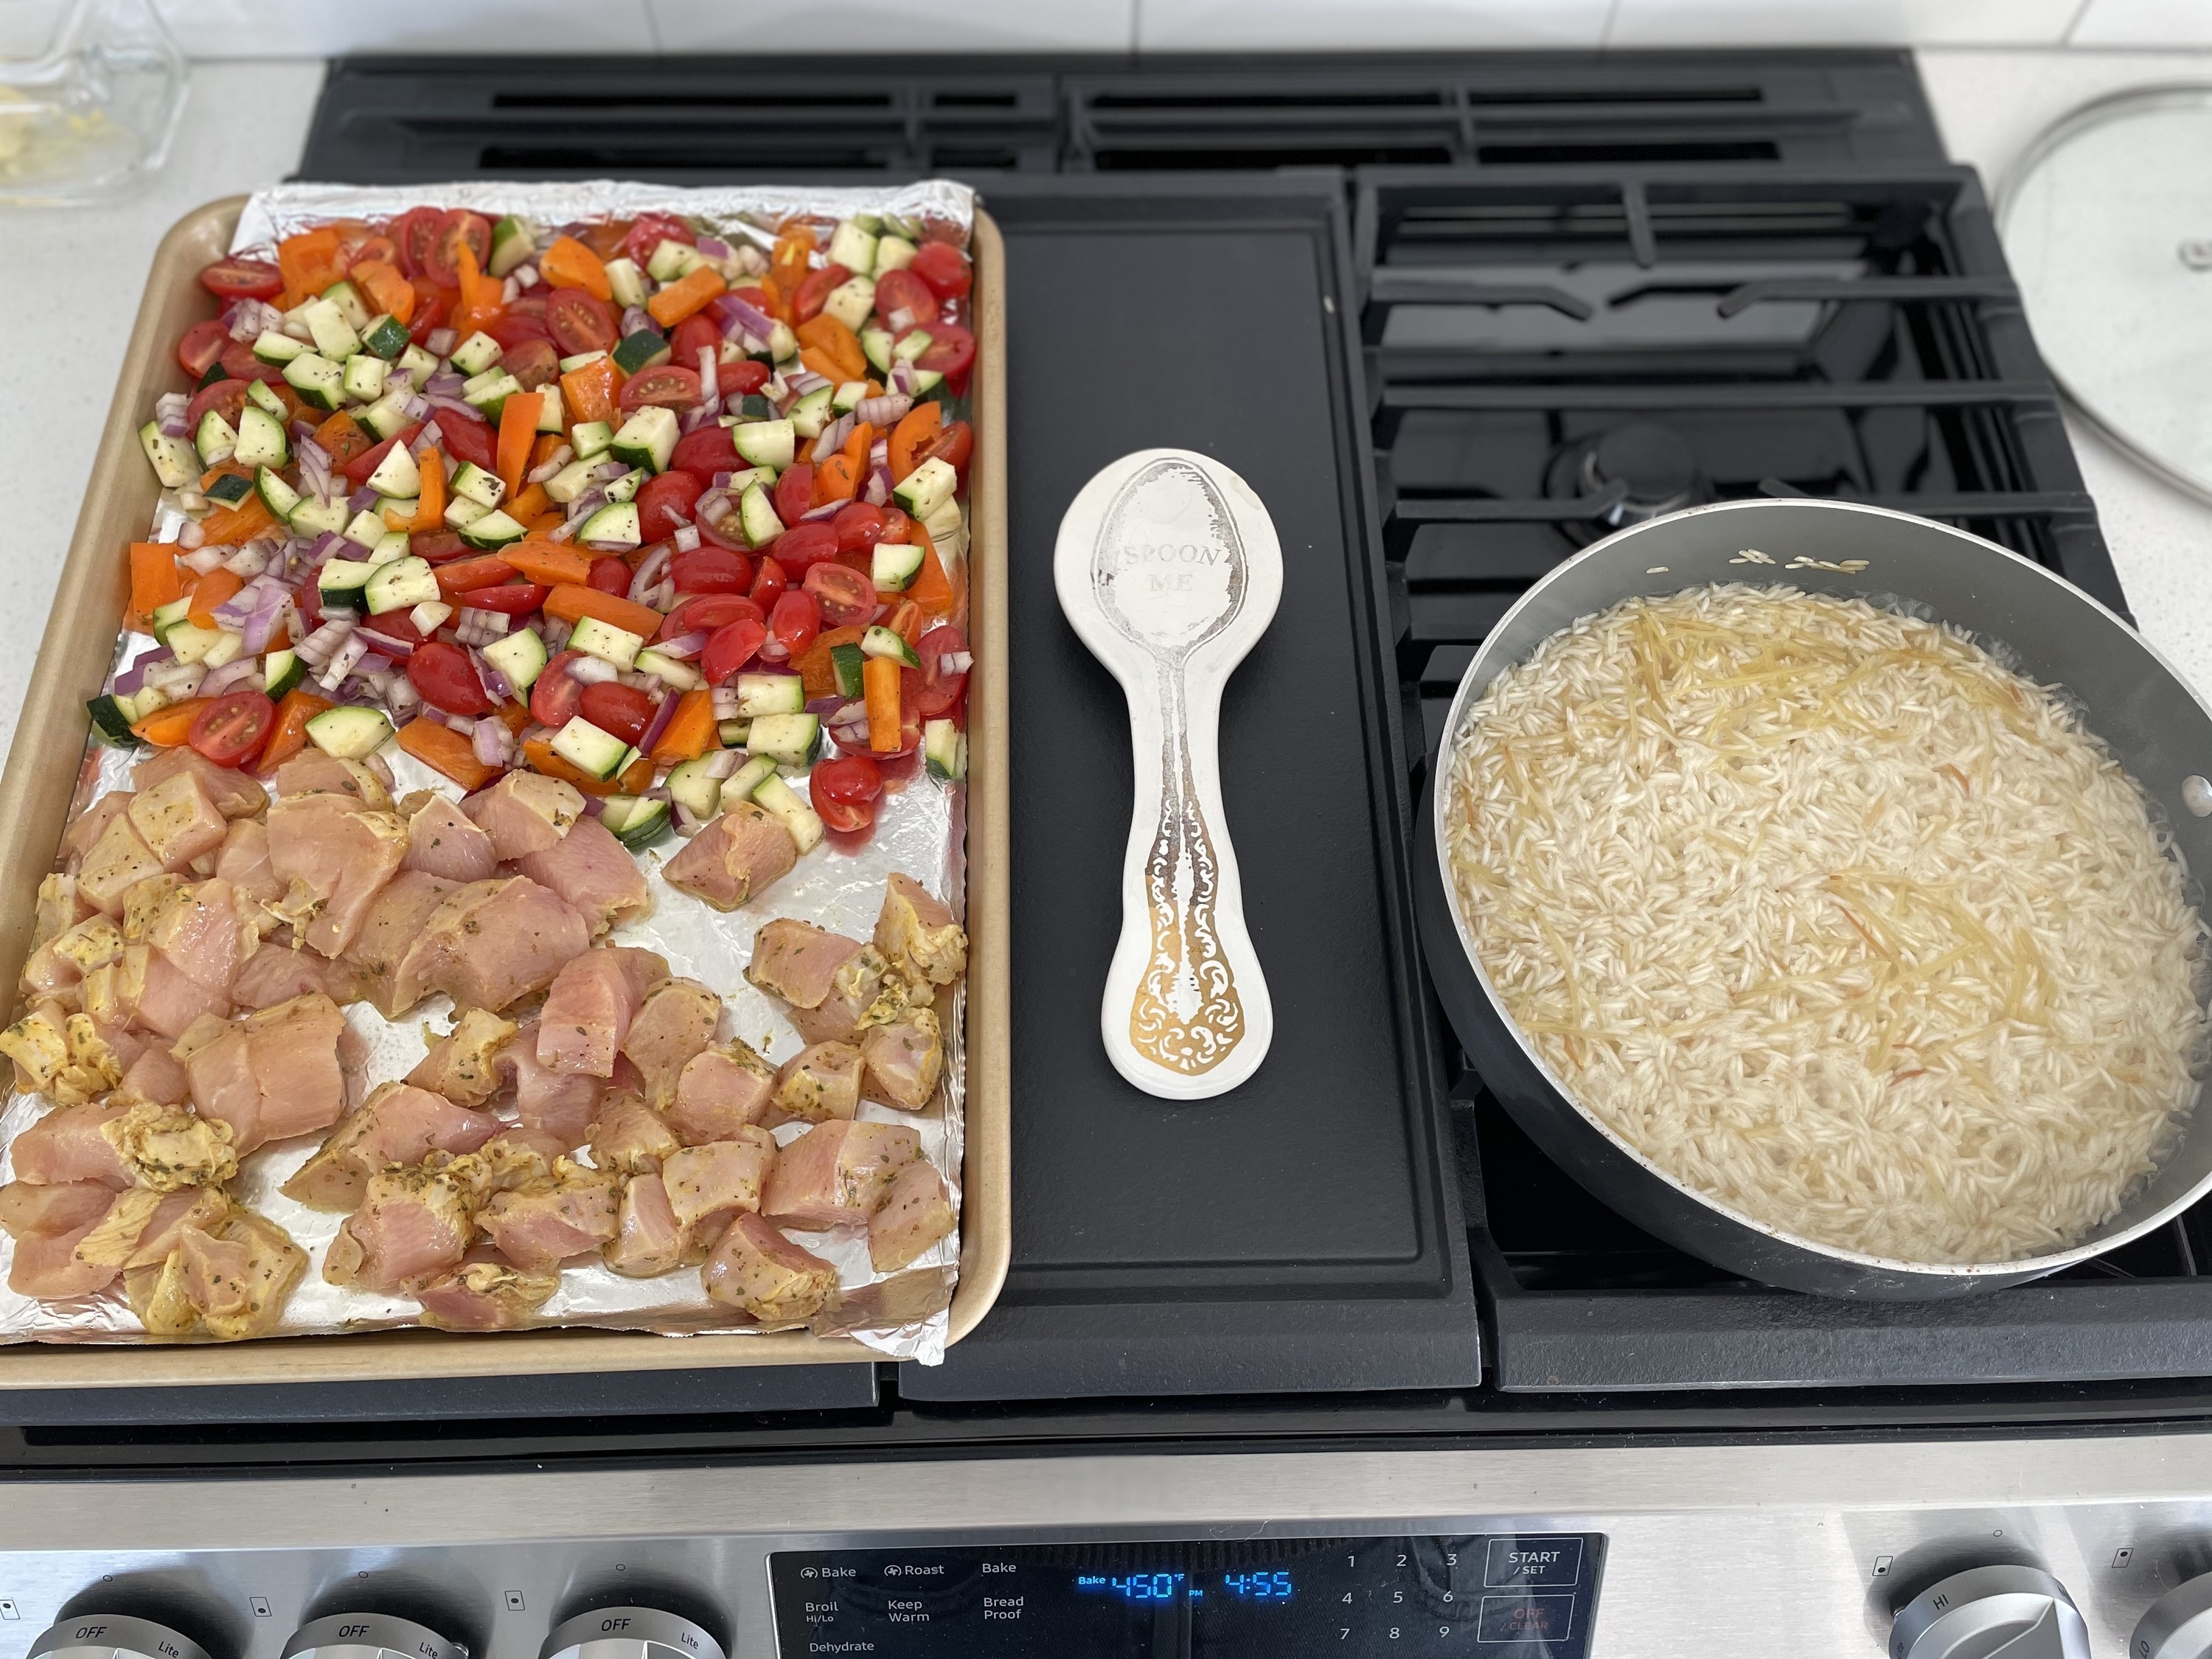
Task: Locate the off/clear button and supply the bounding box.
[1484,1537,1584,1589]
[1477,1594,1576,1644]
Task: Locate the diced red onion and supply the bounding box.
[672,524,701,554]
[425,369,465,396]
[296,616,358,667]
[697,235,731,262]
[679,406,714,434]
[582,538,634,553]
[886,306,917,334]
[181,546,226,576]
[826,698,869,733]
[176,519,206,550]
[621,305,654,337]
[427,327,457,355]
[674,801,703,834]
[296,438,333,500]
[856,394,911,428]
[454,608,514,645]
[387,678,421,719]
[800,499,841,522]
[709,684,745,719]
[697,347,723,418]
[413,420,445,457]
[698,748,745,780]
[348,484,379,512]
[631,541,675,594]
[472,719,512,768]
[863,467,891,507]
[569,655,619,685]
[220,541,269,578]
[580,794,606,820]
[526,445,573,485]
[424,394,481,424]
[804,694,844,717]
[944,650,973,673]
[317,633,369,691]
[445,713,478,737]
[114,647,170,697]
[869,437,888,465]
[501,276,521,305]
[177,489,208,512]
[155,392,190,437]
[633,579,674,611]
[889,360,917,394]
[543,617,573,651]
[637,690,679,754]
[146,660,207,700]
[758,639,787,661]
[360,623,417,658]
[715,292,775,338]
[470,647,512,703]
[811,412,855,463]
[403,392,431,420]
[657,630,707,659]
[212,572,280,631]
[303,529,344,567]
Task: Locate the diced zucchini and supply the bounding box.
[344,508,387,549]
[163,620,225,666]
[536,383,565,432]
[446,496,490,531]
[611,406,679,473]
[893,329,933,365]
[462,371,524,420]
[139,423,197,488]
[633,647,701,691]
[832,380,868,414]
[924,717,967,782]
[481,625,548,692]
[822,274,876,333]
[922,495,963,547]
[746,712,820,767]
[201,630,246,669]
[411,600,452,634]
[604,469,644,504]
[254,467,303,522]
[451,462,505,509]
[737,481,783,549]
[611,329,670,376]
[720,754,779,807]
[914,367,947,400]
[726,466,774,495]
[204,473,254,507]
[149,597,191,639]
[732,394,776,421]
[457,509,526,550]
[827,218,878,275]
[246,378,288,418]
[787,386,835,439]
[262,648,305,699]
[342,354,389,403]
[550,715,629,780]
[571,420,615,460]
[252,329,307,364]
[360,313,411,360]
[873,234,918,275]
[87,693,141,746]
[767,319,798,363]
[364,441,421,499]
[718,717,751,747]
[194,409,238,467]
[302,297,361,361]
[233,405,288,469]
[321,279,372,332]
[734,672,805,717]
[892,456,959,521]
[370,529,412,565]
[569,614,645,670]
[575,500,641,549]
[450,332,504,376]
[732,418,795,470]
[282,351,346,411]
[665,757,726,819]
[397,342,440,380]
[488,215,538,278]
[289,498,349,538]
[861,624,921,666]
[599,794,672,850]
[366,555,439,615]
[355,392,411,439]
[752,773,824,853]
[305,706,392,761]
[860,327,895,375]
[318,559,376,612]
[559,349,608,373]
[647,238,704,282]
[543,454,603,504]
[605,257,647,310]
[829,641,866,699]
[872,543,926,594]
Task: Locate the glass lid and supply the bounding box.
[2000,85,2212,505]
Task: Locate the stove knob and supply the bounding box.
[283,1614,465,1659]
[29,1615,212,1659]
[1891,1566,2091,1659]
[540,1607,725,1659]
[2133,1571,2212,1658]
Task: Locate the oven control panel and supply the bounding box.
[768,1534,1605,1657]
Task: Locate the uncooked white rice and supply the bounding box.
[1445,582,2209,1264]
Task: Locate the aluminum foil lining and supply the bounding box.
[0,178,977,1363]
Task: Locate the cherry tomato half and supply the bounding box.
[487,309,550,352]
[872,268,937,330]
[702,617,768,685]
[580,681,655,745]
[187,690,275,768]
[911,623,970,719]
[804,561,877,627]
[906,320,975,380]
[671,547,751,594]
[661,592,761,641]
[501,336,560,390]
[407,282,452,346]
[619,365,701,411]
[588,557,633,597]
[392,206,443,279]
[434,554,518,596]
[717,358,769,400]
[694,489,750,552]
[832,501,887,557]
[437,408,497,470]
[407,640,492,717]
[771,521,838,570]
[177,320,231,379]
[185,377,248,431]
[198,257,285,302]
[217,339,286,387]
[773,463,814,528]
[671,425,739,479]
[425,209,493,288]
[546,286,617,356]
[529,649,588,728]
[909,240,973,300]
[919,418,974,478]
[793,262,850,323]
[625,212,695,268]
[456,581,550,615]
[635,469,705,544]
[770,588,821,659]
[810,755,883,834]
[670,313,719,368]
[749,555,789,611]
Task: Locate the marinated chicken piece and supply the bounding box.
[414,1247,560,1331]
[762,1121,923,1231]
[20,914,125,1003]
[666,1040,777,1145]
[76,813,166,917]
[215,817,284,914]
[127,769,230,868]
[141,877,251,995]
[622,978,721,1107]
[282,1082,501,1211]
[71,1184,231,1279]
[0,1006,72,1095]
[397,876,591,1015]
[587,1089,681,1175]
[869,1161,956,1272]
[0,1178,115,1240]
[116,1042,190,1107]
[399,790,500,882]
[271,751,392,809]
[266,790,410,957]
[664,801,796,911]
[862,1009,945,1110]
[2,1006,125,1106]
[136,745,270,819]
[8,1211,122,1296]
[134,1207,307,1340]
[406,1008,518,1106]
[773,1041,863,1123]
[481,1126,571,1170]
[182,992,351,1155]
[230,938,360,1009]
[605,1172,684,1277]
[463,771,585,859]
[538,947,668,1076]
[324,1160,476,1294]
[103,1100,240,1190]
[663,1129,776,1237]
[874,873,968,1002]
[746,919,865,1009]
[516,814,650,936]
[701,1212,841,1326]
[63,795,133,866]
[476,1156,620,1271]
[790,947,913,1046]
[82,943,232,1040]
[343,869,462,1014]
[35,873,86,944]
[8,1097,134,1186]
[501,1022,602,1147]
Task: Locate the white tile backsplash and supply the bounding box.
[1607,0,2083,46]
[1137,0,1609,51]
[153,0,658,54]
[2070,0,2212,46]
[649,0,1132,52]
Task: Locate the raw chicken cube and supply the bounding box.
[63,794,133,865]
[182,992,351,1155]
[7,1098,134,1186]
[20,915,125,1002]
[588,1090,681,1175]
[874,872,967,1001]
[135,1206,306,1340]
[344,869,462,1015]
[0,1179,114,1239]
[115,1043,190,1107]
[782,946,912,1046]
[414,1247,561,1331]
[73,1185,231,1274]
[746,919,864,1009]
[142,878,251,995]
[463,771,585,859]
[516,814,650,936]
[266,790,410,957]
[400,790,498,882]
[605,1172,684,1278]
[701,1212,840,1326]
[773,1041,863,1123]
[501,1021,602,1147]
[135,745,270,818]
[323,1161,475,1294]
[271,751,392,808]
[622,977,721,1107]
[664,801,796,911]
[128,771,229,869]
[538,947,668,1076]
[215,817,284,909]
[77,814,166,917]
[9,1210,122,1297]
[862,1008,945,1110]
[103,1100,240,1190]
[406,877,591,1015]
[476,1157,620,1270]
[230,939,359,1009]
[406,1007,518,1105]
[666,1040,776,1145]
[663,1130,776,1237]
[281,1082,501,1211]
[82,943,232,1040]
[761,1120,922,1231]
[869,1161,955,1272]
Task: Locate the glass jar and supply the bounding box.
[0,0,184,205]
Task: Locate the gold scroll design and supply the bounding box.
[1127,671,1245,1074]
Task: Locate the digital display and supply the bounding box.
[769,1534,1605,1657]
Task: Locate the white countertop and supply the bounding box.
[1,49,2209,765]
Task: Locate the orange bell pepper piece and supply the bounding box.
[863,655,902,754]
[313,410,373,467]
[649,688,720,765]
[186,568,244,630]
[543,582,664,640]
[501,541,594,588]
[646,265,727,328]
[561,357,619,429]
[198,493,276,547]
[131,699,209,747]
[539,235,612,300]
[127,542,182,630]
[888,402,941,483]
[907,528,955,619]
[524,734,639,797]
[796,625,867,698]
[796,313,867,383]
[257,689,333,776]
[397,717,500,791]
[277,226,343,305]
[813,454,858,507]
[451,239,506,338]
[508,481,551,524]
[495,391,543,500]
[350,257,416,324]
[389,447,446,532]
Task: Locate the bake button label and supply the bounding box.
[1484,1536,1585,1588]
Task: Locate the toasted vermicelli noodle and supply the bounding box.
[1445,583,2209,1263]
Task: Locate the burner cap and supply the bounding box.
[1592,420,1699,507]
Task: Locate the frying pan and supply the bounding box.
[1415,498,2212,1298]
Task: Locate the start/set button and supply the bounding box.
[1484,1537,1585,1589]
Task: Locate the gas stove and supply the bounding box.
[7,46,2212,1659]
